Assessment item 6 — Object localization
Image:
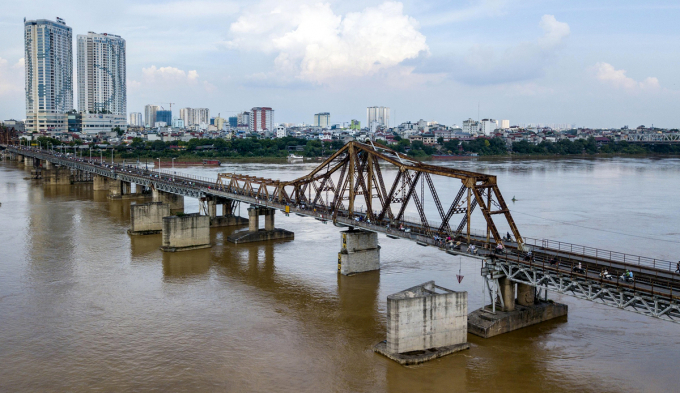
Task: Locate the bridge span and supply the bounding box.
[3,142,680,325]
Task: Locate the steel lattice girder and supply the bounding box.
[215,141,524,248]
[494,261,680,323]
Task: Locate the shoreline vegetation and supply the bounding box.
[32,135,680,161]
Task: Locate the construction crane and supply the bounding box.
[158,102,176,111]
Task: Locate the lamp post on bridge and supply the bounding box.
[172,157,175,169]
[157,158,161,174]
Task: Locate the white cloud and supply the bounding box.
[415,14,570,85]
[0,57,23,97]
[594,62,659,90]
[142,66,199,83]
[225,1,428,83]
[538,15,570,48]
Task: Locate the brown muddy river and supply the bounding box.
[0,156,678,392]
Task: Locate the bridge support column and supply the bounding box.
[153,189,184,214]
[43,160,52,170]
[160,214,211,252]
[468,265,568,338]
[498,277,515,312]
[45,167,73,185]
[208,198,248,227]
[73,170,92,183]
[109,180,123,199]
[338,229,380,276]
[516,283,535,306]
[93,175,111,191]
[227,206,294,243]
[24,156,33,167]
[373,281,469,365]
[16,154,23,164]
[128,202,170,236]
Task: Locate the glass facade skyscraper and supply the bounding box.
[24,17,73,133]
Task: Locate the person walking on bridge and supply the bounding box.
[676,261,680,274]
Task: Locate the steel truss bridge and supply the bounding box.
[4,142,680,323]
[621,133,680,144]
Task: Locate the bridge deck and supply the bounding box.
[5,146,680,321]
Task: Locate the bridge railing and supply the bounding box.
[524,237,677,273]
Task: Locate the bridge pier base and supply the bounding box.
[160,214,211,252]
[373,281,469,365]
[93,175,111,191]
[338,229,380,276]
[468,269,567,338]
[153,189,184,214]
[24,156,33,167]
[128,202,171,236]
[43,160,52,170]
[227,207,294,243]
[45,167,73,185]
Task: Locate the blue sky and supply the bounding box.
[1,0,679,128]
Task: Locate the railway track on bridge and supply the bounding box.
[5,143,680,323]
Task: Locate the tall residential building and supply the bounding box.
[237,111,250,128]
[77,31,127,134]
[367,106,390,130]
[480,119,499,136]
[24,17,73,133]
[314,112,330,128]
[77,32,126,115]
[144,104,159,127]
[129,112,143,126]
[179,107,210,127]
[500,119,510,129]
[228,116,237,128]
[462,118,480,135]
[250,107,273,132]
[156,110,172,127]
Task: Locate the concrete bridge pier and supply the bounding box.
[153,189,184,213]
[43,160,52,170]
[23,156,33,167]
[338,229,380,275]
[44,167,73,185]
[227,206,294,243]
[72,170,92,183]
[16,154,23,164]
[467,266,567,338]
[160,214,211,252]
[108,180,124,199]
[128,202,171,235]
[93,175,111,191]
[374,281,470,365]
[204,197,248,227]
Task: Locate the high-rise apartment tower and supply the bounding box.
[367,106,390,130]
[24,17,73,133]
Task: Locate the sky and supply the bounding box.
[1,0,679,128]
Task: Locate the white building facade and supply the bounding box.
[129,112,142,126]
[144,105,159,128]
[179,107,210,128]
[480,119,498,136]
[314,112,330,128]
[367,106,390,129]
[77,32,126,133]
[462,118,479,135]
[24,17,73,133]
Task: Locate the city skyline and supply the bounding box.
[2,1,680,127]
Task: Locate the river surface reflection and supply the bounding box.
[0,157,678,392]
